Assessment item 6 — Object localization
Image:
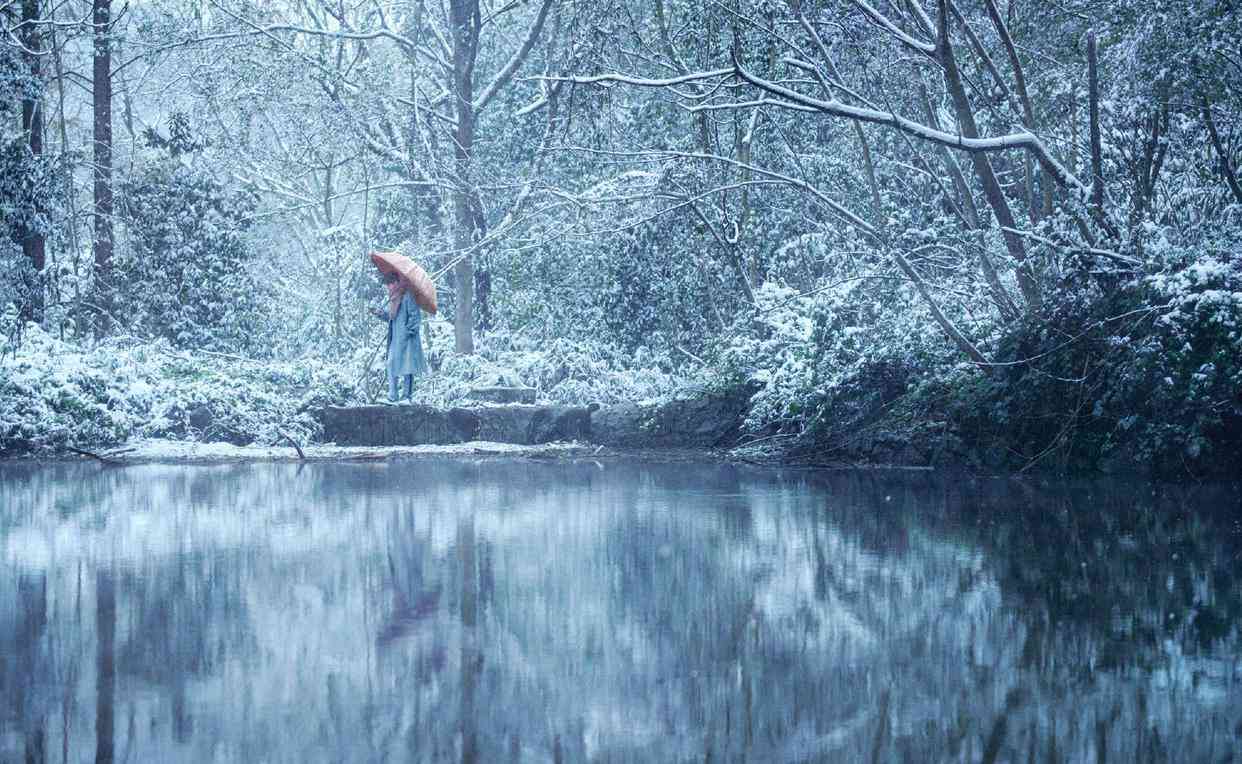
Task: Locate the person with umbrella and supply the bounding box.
[371,251,436,402]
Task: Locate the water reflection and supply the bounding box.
[0,461,1239,762]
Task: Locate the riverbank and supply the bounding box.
[6,439,769,468]
[5,388,1238,477]
[4,325,1239,477]
[31,438,596,465]
[0,327,699,458]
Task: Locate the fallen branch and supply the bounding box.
[276,428,306,460]
[66,445,125,466]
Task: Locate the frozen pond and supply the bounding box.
[1,459,1240,762]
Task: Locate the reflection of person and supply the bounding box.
[375,271,428,402]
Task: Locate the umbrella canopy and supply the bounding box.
[371,251,437,315]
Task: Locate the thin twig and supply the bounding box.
[675,346,706,366]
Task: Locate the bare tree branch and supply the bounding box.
[982,0,1035,129]
[850,0,936,56]
[1201,92,1242,204]
[726,54,1085,193]
[551,68,734,88]
[473,0,554,113]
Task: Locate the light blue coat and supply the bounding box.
[387,293,428,381]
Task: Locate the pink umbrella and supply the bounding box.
[370,251,437,315]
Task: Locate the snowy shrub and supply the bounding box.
[392,333,691,408]
[716,283,815,432]
[496,336,689,405]
[262,226,389,360]
[0,332,363,455]
[0,327,137,453]
[114,117,268,353]
[1102,249,1242,469]
[489,216,726,355]
[1,44,57,329]
[716,278,967,440]
[919,222,1242,473]
[0,301,18,357]
[438,351,523,388]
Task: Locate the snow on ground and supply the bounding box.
[80,438,593,464]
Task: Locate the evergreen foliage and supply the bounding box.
[114,115,267,352]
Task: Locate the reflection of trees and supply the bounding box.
[968,480,1241,654]
[0,573,50,763]
[376,504,550,762]
[798,473,1242,762]
[598,472,1242,761]
[459,513,479,764]
[1,460,1238,762]
[603,475,925,760]
[948,480,1242,762]
[117,554,254,745]
[791,472,1242,655]
[96,569,115,764]
[362,466,1242,762]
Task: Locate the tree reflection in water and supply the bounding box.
[0,460,1238,761]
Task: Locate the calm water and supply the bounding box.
[1,459,1240,763]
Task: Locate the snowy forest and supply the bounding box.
[2,0,1240,474]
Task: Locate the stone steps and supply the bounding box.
[314,388,754,450]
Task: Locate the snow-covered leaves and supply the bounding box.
[0,328,356,455]
[115,155,268,353]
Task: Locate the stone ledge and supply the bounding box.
[316,403,590,447]
[315,387,754,450]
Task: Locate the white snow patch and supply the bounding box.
[107,438,585,463]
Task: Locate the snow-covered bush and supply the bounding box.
[488,214,727,356]
[1,43,57,329]
[716,282,821,431]
[0,316,702,455]
[508,339,688,405]
[1100,244,1242,469]
[0,301,19,358]
[113,116,269,353]
[396,333,691,408]
[0,327,138,452]
[715,278,970,440]
[904,222,1242,473]
[0,330,362,455]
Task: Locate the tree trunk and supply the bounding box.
[49,15,84,335]
[475,263,492,334]
[1131,101,1168,227]
[17,574,48,764]
[1202,93,1242,204]
[1086,32,1106,217]
[92,0,114,336]
[20,0,46,325]
[937,0,1041,313]
[469,191,491,335]
[915,84,1018,321]
[450,0,480,354]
